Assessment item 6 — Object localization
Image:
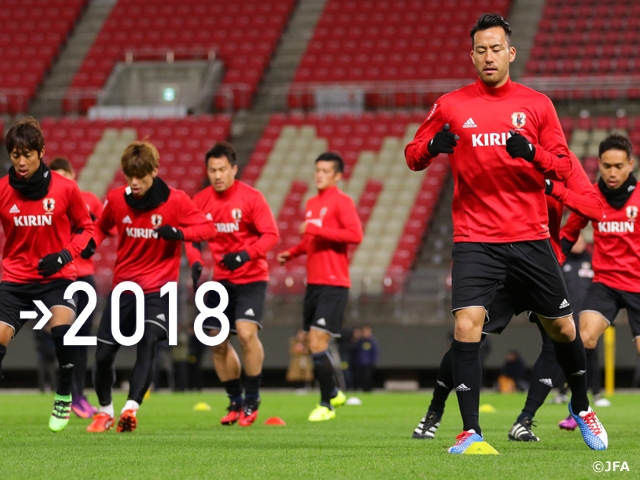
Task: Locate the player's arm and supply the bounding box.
[63,183,95,258]
[239,193,280,261]
[559,210,590,256]
[160,192,217,242]
[94,196,116,247]
[546,154,604,222]
[277,235,308,265]
[405,101,458,171]
[304,196,363,244]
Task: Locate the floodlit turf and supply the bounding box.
[0,391,637,479]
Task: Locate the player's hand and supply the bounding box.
[277,251,291,265]
[544,179,554,195]
[80,238,96,259]
[299,221,308,234]
[507,130,536,162]
[220,251,250,271]
[37,249,72,277]
[427,124,459,156]
[154,225,184,241]
[191,261,203,291]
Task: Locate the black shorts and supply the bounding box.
[581,282,640,338]
[303,284,349,337]
[202,280,267,333]
[75,275,96,337]
[0,280,75,336]
[452,240,572,320]
[97,292,169,345]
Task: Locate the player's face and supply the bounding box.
[471,27,515,88]
[126,169,157,197]
[314,160,342,191]
[599,148,634,190]
[53,169,74,180]
[207,156,237,192]
[10,147,43,180]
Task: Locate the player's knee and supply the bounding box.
[212,337,230,357]
[236,327,258,348]
[580,328,598,349]
[95,344,117,368]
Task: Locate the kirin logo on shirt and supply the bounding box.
[151,214,163,227]
[511,112,526,129]
[42,198,55,214]
[627,205,638,220]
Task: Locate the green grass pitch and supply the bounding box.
[0,391,637,479]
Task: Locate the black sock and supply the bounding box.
[0,344,6,381]
[244,374,262,403]
[451,339,482,434]
[129,324,165,404]
[71,346,89,399]
[94,342,119,406]
[312,350,337,409]
[553,335,589,413]
[223,378,243,405]
[429,347,454,418]
[51,325,78,397]
[518,344,562,422]
[585,348,600,395]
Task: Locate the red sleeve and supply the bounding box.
[531,98,572,181]
[184,241,204,266]
[287,235,309,258]
[560,211,590,244]
[95,196,115,247]
[405,101,446,171]
[177,192,217,242]
[65,183,95,258]
[304,196,363,244]
[244,191,279,260]
[548,157,604,222]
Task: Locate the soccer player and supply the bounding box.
[0,117,94,432]
[559,133,640,428]
[277,152,363,421]
[184,141,279,427]
[49,156,101,419]
[412,152,604,442]
[87,141,216,433]
[405,14,608,452]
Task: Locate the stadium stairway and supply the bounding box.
[505,0,547,79]
[29,0,116,117]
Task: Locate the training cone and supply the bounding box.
[462,442,499,455]
[264,417,286,426]
[479,404,496,413]
[193,402,212,412]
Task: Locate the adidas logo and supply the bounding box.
[463,118,478,128]
[205,213,213,220]
[66,298,76,307]
[9,204,20,214]
[61,363,74,369]
[244,308,255,317]
[539,378,553,387]
[122,215,132,224]
[156,313,166,321]
[455,383,471,392]
[559,298,570,309]
[316,318,327,326]
[571,369,586,377]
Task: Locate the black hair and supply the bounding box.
[205,141,237,166]
[6,116,45,156]
[470,13,512,46]
[315,151,344,174]
[599,134,633,159]
[49,156,74,174]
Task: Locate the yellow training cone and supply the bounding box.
[479,404,496,413]
[193,402,212,411]
[462,442,499,455]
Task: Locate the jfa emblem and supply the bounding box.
[151,214,163,227]
[511,112,526,129]
[43,198,55,213]
[320,207,328,218]
[627,205,638,220]
[231,208,242,221]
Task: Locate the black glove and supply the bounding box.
[427,124,459,156]
[80,238,96,259]
[220,251,250,271]
[507,130,536,162]
[191,261,203,291]
[38,249,72,277]
[155,225,184,241]
[561,238,574,258]
[544,179,554,195]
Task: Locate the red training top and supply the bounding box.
[74,190,104,278]
[0,173,94,283]
[185,181,279,284]
[561,179,640,293]
[406,78,571,243]
[285,186,363,288]
[96,185,216,293]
